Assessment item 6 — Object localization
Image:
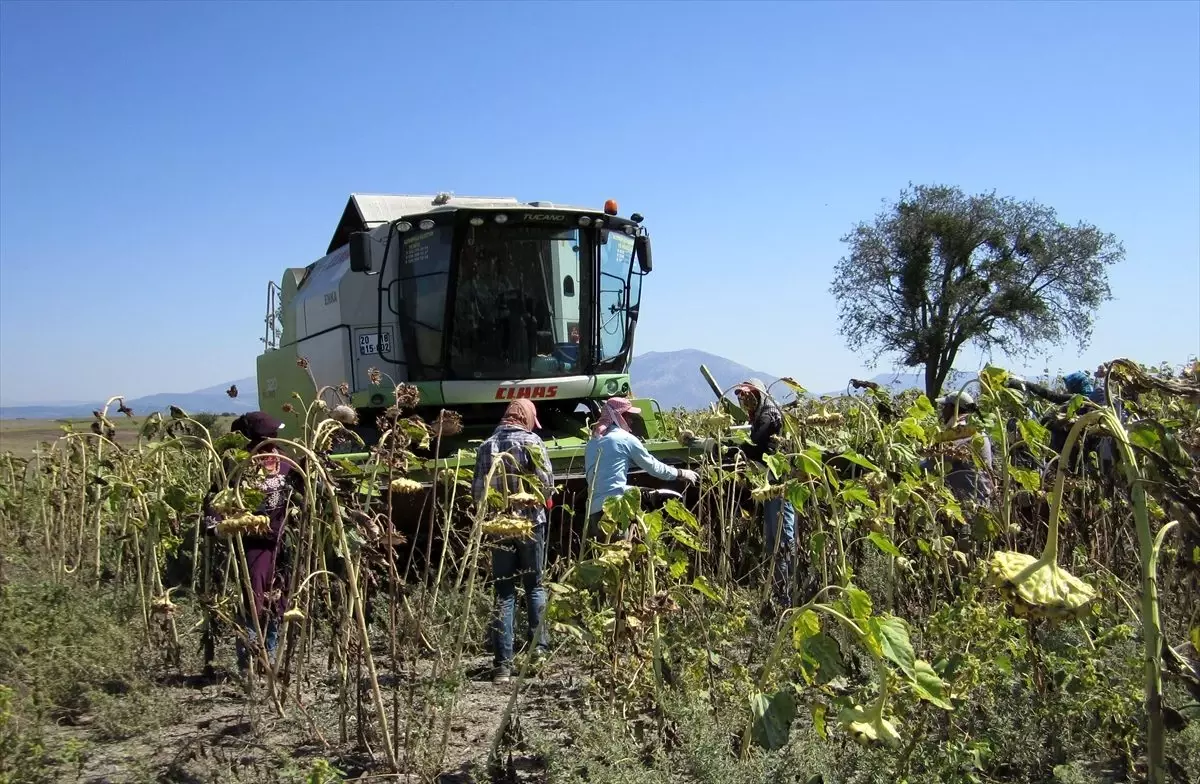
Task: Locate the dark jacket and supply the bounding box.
[740,378,784,464]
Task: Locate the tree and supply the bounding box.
[830,184,1125,401]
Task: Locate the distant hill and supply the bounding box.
[629,349,797,410]
[0,358,982,421]
[0,377,258,420]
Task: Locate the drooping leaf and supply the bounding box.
[664,498,699,530]
[603,488,640,528]
[810,702,827,740]
[868,531,902,557]
[798,448,824,477]
[899,417,927,441]
[1128,421,1164,452]
[909,658,953,709]
[786,482,812,510]
[839,450,882,474]
[667,549,689,579]
[870,615,917,679]
[644,509,664,545]
[749,688,797,751]
[802,633,846,684]
[1009,465,1041,492]
[241,488,265,510]
[213,431,250,454]
[978,365,1009,391]
[809,531,828,561]
[792,609,821,649]
[778,376,809,397]
[840,482,875,508]
[844,585,873,622]
[1017,418,1050,455]
[690,575,722,602]
[765,452,790,481]
[668,526,705,552]
[552,621,586,641]
[164,485,200,514]
[908,396,935,419]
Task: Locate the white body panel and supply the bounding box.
[296,329,353,398]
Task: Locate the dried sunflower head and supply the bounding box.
[367,367,382,385]
[751,483,785,501]
[482,515,534,540]
[986,550,1097,621]
[394,383,421,409]
[331,405,359,426]
[507,491,543,509]
[805,411,845,427]
[297,356,310,370]
[389,477,424,494]
[215,513,271,537]
[151,589,178,616]
[596,539,633,567]
[838,703,902,747]
[433,409,463,438]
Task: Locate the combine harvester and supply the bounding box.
[254,193,721,553]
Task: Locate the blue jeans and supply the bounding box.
[491,522,549,667]
[236,617,279,672]
[763,498,795,606]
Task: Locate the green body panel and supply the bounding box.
[256,344,315,425]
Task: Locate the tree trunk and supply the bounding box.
[924,361,943,402]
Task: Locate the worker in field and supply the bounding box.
[583,397,699,540]
[202,411,296,678]
[732,378,794,611]
[1065,368,1122,478]
[472,399,555,684]
[926,391,995,504]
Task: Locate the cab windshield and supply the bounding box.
[448,223,588,380]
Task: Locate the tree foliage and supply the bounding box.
[830,184,1125,399]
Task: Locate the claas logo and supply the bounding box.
[495,385,559,401]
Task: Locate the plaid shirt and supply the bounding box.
[472,425,555,522]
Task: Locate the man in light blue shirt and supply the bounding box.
[583,397,698,536]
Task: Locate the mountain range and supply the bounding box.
[0,350,977,420]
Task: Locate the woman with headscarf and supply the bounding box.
[732,378,795,610]
[472,399,555,683]
[201,411,296,676]
[583,397,698,537]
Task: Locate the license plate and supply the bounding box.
[358,332,392,356]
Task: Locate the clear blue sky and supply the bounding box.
[1,0,1197,404]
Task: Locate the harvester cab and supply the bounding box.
[256,193,708,498]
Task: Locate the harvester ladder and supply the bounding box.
[263,281,281,350]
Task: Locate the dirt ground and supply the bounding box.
[41,645,573,784]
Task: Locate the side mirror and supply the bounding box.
[634,235,653,273]
[349,232,373,273]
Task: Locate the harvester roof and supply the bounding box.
[327,193,597,255]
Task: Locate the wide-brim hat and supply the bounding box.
[232,411,285,445]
